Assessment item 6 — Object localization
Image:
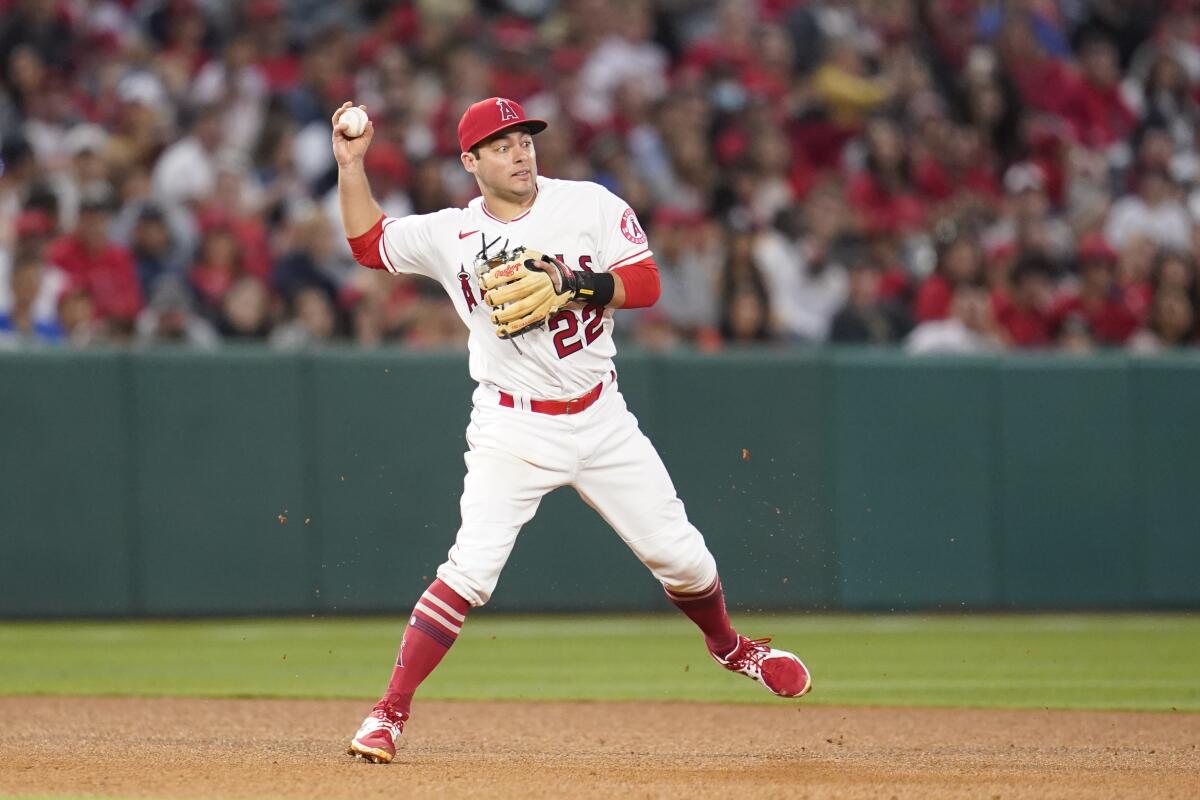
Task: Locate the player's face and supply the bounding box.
[462,129,538,202]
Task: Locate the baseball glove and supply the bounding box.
[480,248,580,339]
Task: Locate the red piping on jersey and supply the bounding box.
[380,219,400,273]
[612,257,659,309]
[348,214,387,270]
[608,248,651,270]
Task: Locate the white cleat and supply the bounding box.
[347,704,405,764]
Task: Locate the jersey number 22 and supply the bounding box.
[550,306,603,358]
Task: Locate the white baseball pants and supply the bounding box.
[436,377,719,606]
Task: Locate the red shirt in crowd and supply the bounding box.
[1050,293,1140,345]
[914,273,953,322]
[846,172,927,237]
[47,235,143,323]
[1059,77,1137,150]
[912,157,1002,206]
[992,291,1052,347]
[1122,281,1153,323]
[191,264,236,309]
[1007,55,1075,116]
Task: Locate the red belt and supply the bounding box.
[499,373,613,416]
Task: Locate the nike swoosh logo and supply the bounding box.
[458,230,479,239]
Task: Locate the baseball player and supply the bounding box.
[334,97,812,764]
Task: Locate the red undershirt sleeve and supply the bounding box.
[347,214,387,270]
[612,257,660,309]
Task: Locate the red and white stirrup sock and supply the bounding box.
[665,577,739,657]
[382,579,471,717]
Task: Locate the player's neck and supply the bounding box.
[481,185,538,222]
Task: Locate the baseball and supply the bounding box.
[340,106,368,138]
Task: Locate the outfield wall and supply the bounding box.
[2,348,1197,617]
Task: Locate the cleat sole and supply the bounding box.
[348,741,393,764]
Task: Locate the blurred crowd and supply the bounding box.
[3,0,1200,354]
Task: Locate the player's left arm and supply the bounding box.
[608,258,659,309]
[557,255,658,311]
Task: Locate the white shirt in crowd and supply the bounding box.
[754,232,848,341]
[1104,195,1192,251]
[905,319,999,355]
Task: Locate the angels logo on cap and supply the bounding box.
[496,98,519,122]
[458,97,548,153]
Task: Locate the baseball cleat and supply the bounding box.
[712,636,812,698]
[347,703,405,763]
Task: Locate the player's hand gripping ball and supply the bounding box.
[339,106,369,138]
[480,248,579,339]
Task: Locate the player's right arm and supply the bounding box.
[332,101,383,238]
[332,102,451,281]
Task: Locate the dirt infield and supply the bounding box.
[1,698,1196,799]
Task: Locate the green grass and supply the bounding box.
[0,613,1197,711]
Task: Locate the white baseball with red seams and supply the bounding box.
[371,174,716,607]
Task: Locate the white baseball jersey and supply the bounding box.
[376,176,651,399]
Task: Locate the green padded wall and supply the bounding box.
[131,350,311,614]
[646,351,835,611]
[831,354,999,609]
[3,348,1199,617]
[1132,356,1200,606]
[998,358,1143,608]
[0,351,134,615]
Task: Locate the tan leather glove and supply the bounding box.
[480,248,575,339]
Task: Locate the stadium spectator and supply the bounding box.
[1061,33,1137,152]
[1105,166,1191,251]
[984,161,1072,263]
[217,274,272,340]
[829,240,910,344]
[719,227,771,343]
[754,196,849,342]
[271,209,340,303]
[846,116,926,239]
[1051,233,1140,346]
[125,204,189,300]
[270,284,336,349]
[993,254,1056,349]
[134,275,219,349]
[1127,288,1196,354]
[152,103,225,207]
[190,224,245,317]
[46,188,142,334]
[633,209,721,340]
[56,281,102,347]
[906,280,1002,354]
[914,221,985,322]
[0,251,61,345]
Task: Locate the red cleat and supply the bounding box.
[347,703,405,763]
[711,636,813,698]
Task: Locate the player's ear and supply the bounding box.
[460,151,476,174]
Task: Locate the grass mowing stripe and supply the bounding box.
[0,614,1196,711]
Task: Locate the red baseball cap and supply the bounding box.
[457,97,547,153]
